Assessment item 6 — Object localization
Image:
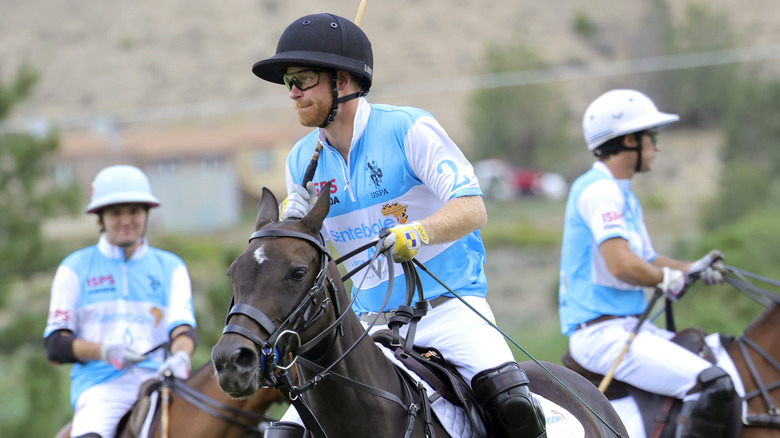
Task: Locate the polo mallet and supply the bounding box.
[160,369,172,438]
[597,287,663,393]
[301,0,368,185]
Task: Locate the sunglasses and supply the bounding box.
[641,129,659,145]
[282,69,326,91]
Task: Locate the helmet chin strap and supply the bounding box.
[632,133,643,173]
[604,134,643,173]
[318,71,367,128]
[594,135,643,173]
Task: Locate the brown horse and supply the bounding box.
[211,186,628,437]
[53,360,288,438]
[563,265,780,437]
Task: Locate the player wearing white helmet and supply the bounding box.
[44,165,197,438]
[559,90,735,437]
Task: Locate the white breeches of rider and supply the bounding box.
[281,295,514,423]
[569,316,714,399]
[70,367,157,438]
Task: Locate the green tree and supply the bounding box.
[700,75,780,231]
[0,64,81,437]
[656,2,741,128]
[0,64,81,304]
[467,44,575,176]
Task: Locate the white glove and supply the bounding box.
[658,267,687,301]
[281,182,317,220]
[688,250,724,286]
[100,343,147,370]
[381,222,429,262]
[157,350,191,379]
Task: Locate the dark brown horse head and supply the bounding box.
[211,183,338,398]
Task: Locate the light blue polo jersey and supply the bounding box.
[44,235,196,407]
[285,98,487,314]
[558,162,657,335]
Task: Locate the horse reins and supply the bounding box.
[720,265,780,427]
[409,258,626,437]
[136,342,276,436]
[170,378,279,434]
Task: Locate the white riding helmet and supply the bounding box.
[85,165,160,214]
[583,89,680,151]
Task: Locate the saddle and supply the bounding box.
[124,379,163,437]
[562,327,717,437]
[372,330,489,438]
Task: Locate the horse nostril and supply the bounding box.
[231,346,259,373]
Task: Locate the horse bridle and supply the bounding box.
[222,228,435,438]
[222,228,340,386]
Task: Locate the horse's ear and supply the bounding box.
[255,187,279,231]
[300,181,331,234]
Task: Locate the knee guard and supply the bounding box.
[471,362,547,438]
[676,366,738,438]
[263,421,306,438]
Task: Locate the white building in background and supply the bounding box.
[54,120,307,233]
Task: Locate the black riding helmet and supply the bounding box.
[252,13,373,127]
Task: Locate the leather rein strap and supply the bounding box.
[171,378,275,433]
[717,266,780,427]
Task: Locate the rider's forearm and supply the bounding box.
[650,255,694,273]
[601,237,664,286]
[418,195,486,245]
[72,337,103,362]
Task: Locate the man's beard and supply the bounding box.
[295,96,332,127]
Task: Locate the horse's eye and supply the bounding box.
[290,267,307,281]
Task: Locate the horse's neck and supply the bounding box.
[726,302,780,376]
[295,317,412,435]
[315,269,402,382]
[305,316,398,381]
[742,302,780,342]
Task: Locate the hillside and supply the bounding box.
[3,0,780,145]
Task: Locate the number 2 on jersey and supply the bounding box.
[436,160,471,191]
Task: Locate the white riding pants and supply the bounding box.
[70,367,158,438]
[281,295,514,423]
[569,317,714,399]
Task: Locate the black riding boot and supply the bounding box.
[472,361,547,438]
[676,366,739,438]
[264,421,307,438]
